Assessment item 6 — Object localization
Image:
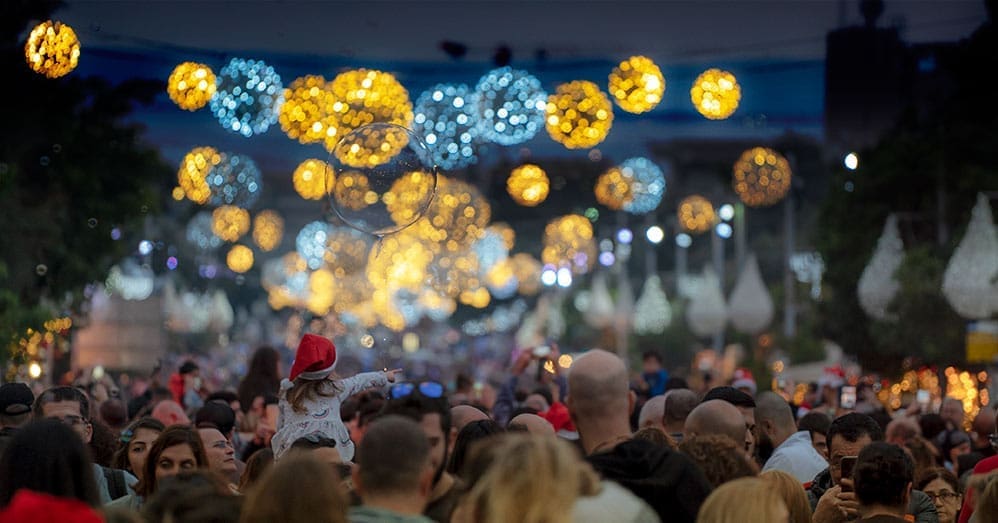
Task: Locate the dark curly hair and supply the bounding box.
[854,442,914,509]
[678,434,758,488]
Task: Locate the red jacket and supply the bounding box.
[958,454,998,523]
[539,401,576,432]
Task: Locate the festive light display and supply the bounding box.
[211,206,250,242]
[415,175,490,249]
[728,254,774,334]
[262,253,310,311]
[186,211,223,250]
[325,69,413,154]
[206,153,262,208]
[608,55,665,114]
[942,193,998,319]
[331,170,373,212]
[620,157,666,214]
[211,58,284,138]
[167,62,216,111]
[858,215,903,321]
[24,20,80,78]
[324,226,371,277]
[733,147,792,207]
[306,269,336,316]
[511,253,543,296]
[594,165,633,211]
[690,68,741,120]
[296,221,333,270]
[177,146,223,204]
[485,258,519,299]
[473,227,510,276]
[385,169,437,229]
[475,67,547,146]
[686,267,728,337]
[252,210,283,252]
[105,260,154,301]
[677,195,715,234]
[413,83,481,170]
[545,81,614,149]
[507,164,550,207]
[634,275,672,335]
[279,75,334,145]
[292,158,335,200]
[226,245,254,273]
[542,215,597,275]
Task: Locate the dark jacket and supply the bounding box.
[587,438,712,523]
[806,468,939,523]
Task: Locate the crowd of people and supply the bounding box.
[0,336,997,523]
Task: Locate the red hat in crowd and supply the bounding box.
[0,490,103,523]
[732,368,757,395]
[289,334,337,381]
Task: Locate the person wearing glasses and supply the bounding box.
[271,334,401,462]
[917,468,962,523]
[956,409,998,523]
[32,386,138,504]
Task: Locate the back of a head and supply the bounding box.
[195,401,237,437]
[448,419,504,477]
[151,400,191,427]
[828,413,884,454]
[918,413,947,442]
[356,415,431,497]
[976,475,998,523]
[98,399,128,429]
[663,389,699,425]
[451,404,489,432]
[507,413,555,436]
[760,470,812,523]
[679,434,758,488]
[755,392,795,432]
[0,419,99,508]
[702,386,756,410]
[240,456,346,523]
[238,448,274,492]
[885,417,921,443]
[696,477,787,523]
[567,349,629,422]
[797,411,832,437]
[685,400,745,445]
[380,390,451,435]
[142,470,240,523]
[853,442,913,511]
[638,396,665,428]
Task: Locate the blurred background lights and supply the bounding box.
[507,164,550,207]
[475,67,547,146]
[167,62,217,111]
[556,267,573,287]
[616,228,633,244]
[677,195,716,233]
[278,74,333,145]
[252,210,283,252]
[28,362,42,379]
[177,146,222,204]
[292,158,334,200]
[166,256,179,271]
[210,58,284,138]
[716,222,733,238]
[226,245,254,273]
[844,152,859,170]
[211,206,251,242]
[138,240,154,256]
[186,212,223,250]
[542,215,597,275]
[296,221,332,270]
[413,83,481,170]
[24,20,80,79]
[620,157,666,214]
[206,153,262,208]
[546,80,614,149]
[541,267,557,286]
[676,233,693,248]
[325,68,413,153]
[690,68,741,120]
[732,147,792,207]
[607,55,665,114]
[646,225,664,244]
[594,165,633,211]
[599,251,616,267]
[718,203,735,221]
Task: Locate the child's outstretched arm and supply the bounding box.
[338,368,402,398]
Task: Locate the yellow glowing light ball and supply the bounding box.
[415,176,491,248]
[293,158,335,200]
[307,268,336,316]
[332,171,375,211]
[545,81,614,149]
[325,228,370,277]
[431,250,482,298]
[167,62,217,111]
[333,123,412,169]
[212,206,251,242]
[488,222,516,250]
[459,286,491,309]
[594,166,634,211]
[226,245,254,273]
[386,170,436,227]
[178,146,223,204]
[325,69,414,153]
[24,20,80,79]
[511,253,543,295]
[732,147,793,207]
[507,164,550,207]
[691,68,741,120]
[542,215,597,274]
[608,55,665,114]
[366,232,433,291]
[279,75,335,144]
[677,195,716,234]
[252,210,284,252]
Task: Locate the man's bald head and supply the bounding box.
[684,399,745,446]
[508,413,555,437]
[567,349,631,422]
[638,396,666,429]
[755,392,795,433]
[451,405,489,432]
[663,389,699,429]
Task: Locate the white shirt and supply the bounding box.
[762,430,828,483]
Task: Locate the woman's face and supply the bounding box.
[154,444,198,485]
[127,428,161,481]
[922,478,961,523]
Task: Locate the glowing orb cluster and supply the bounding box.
[293,158,334,200]
[677,195,716,234]
[325,69,413,154]
[416,175,490,249]
[594,166,633,211]
[177,146,223,204]
[206,153,262,208]
[385,169,437,229]
[211,58,284,137]
[211,206,251,242]
[506,164,550,207]
[691,68,741,120]
[545,81,614,149]
[619,157,667,214]
[296,221,333,270]
[475,67,547,146]
[226,245,254,273]
[325,226,371,277]
[167,62,217,111]
[279,74,334,144]
[24,20,80,79]
[473,227,510,275]
[263,253,310,311]
[252,210,283,252]
[608,56,665,114]
[186,211,223,250]
[413,83,481,170]
[542,215,597,274]
[732,147,792,207]
[306,269,336,316]
[511,253,543,295]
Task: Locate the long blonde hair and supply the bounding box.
[759,470,811,523]
[240,455,348,523]
[697,477,788,523]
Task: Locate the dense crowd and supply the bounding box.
[0,336,997,523]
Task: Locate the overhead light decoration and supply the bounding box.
[545,80,614,149]
[307,268,336,316]
[733,147,792,207]
[325,69,413,157]
[186,211,223,251]
[252,210,283,252]
[677,195,716,234]
[542,215,597,275]
[690,68,741,120]
[414,175,490,250]
[413,83,481,170]
[292,158,335,201]
[942,193,998,319]
[728,254,774,334]
[105,260,155,301]
[594,165,633,211]
[206,153,262,208]
[607,55,665,114]
[211,205,250,242]
[634,275,672,335]
[226,245,255,274]
[474,67,547,146]
[177,146,223,204]
[167,62,217,111]
[211,58,284,137]
[510,253,542,296]
[506,164,550,207]
[619,157,667,214]
[858,215,903,321]
[331,170,373,212]
[24,20,80,78]
[279,74,334,145]
[296,221,333,270]
[325,226,372,277]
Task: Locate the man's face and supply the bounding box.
[829,434,873,485]
[739,406,756,456]
[642,358,660,374]
[811,431,829,460]
[42,401,92,443]
[198,428,236,475]
[418,413,448,480]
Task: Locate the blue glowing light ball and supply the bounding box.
[186,211,223,250]
[413,84,481,170]
[474,67,547,146]
[206,153,262,208]
[620,157,667,214]
[211,58,284,138]
[295,221,331,270]
[473,229,509,276]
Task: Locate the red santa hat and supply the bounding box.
[731,368,757,395]
[289,334,337,381]
[818,366,846,389]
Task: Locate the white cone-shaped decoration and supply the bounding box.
[547,292,566,339]
[943,193,998,319]
[615,272,635,334]
[857,214,904,321]
[728,254,774,334]
[585,271,616,329]
[207,290,235,333]
[634,275,672,335]
[686,267,728,337]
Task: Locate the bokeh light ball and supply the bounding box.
[620,157,667,214]
[543,215,597,275]
[177,146,223,205]
[252,210,284,252]
[507,164,550,207]
[608,56,665,114]
[296,221,333,270]
[206,153,262,208]
[279,74,334,145]
[293,158,335,201]
[167,62,217,111]
[545,80,614,149]
[732,147,792,207]
[226,245,254,273]
[186,211,223,250]
[677,195,716,234]
[211,58,284,137]
[325,69,413,155]
[691,68,741,120]
[594,166,633,211]
[413,83,481,170]
[211,206,251,242]
[24,20,80,79]
[475,67,548,146]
